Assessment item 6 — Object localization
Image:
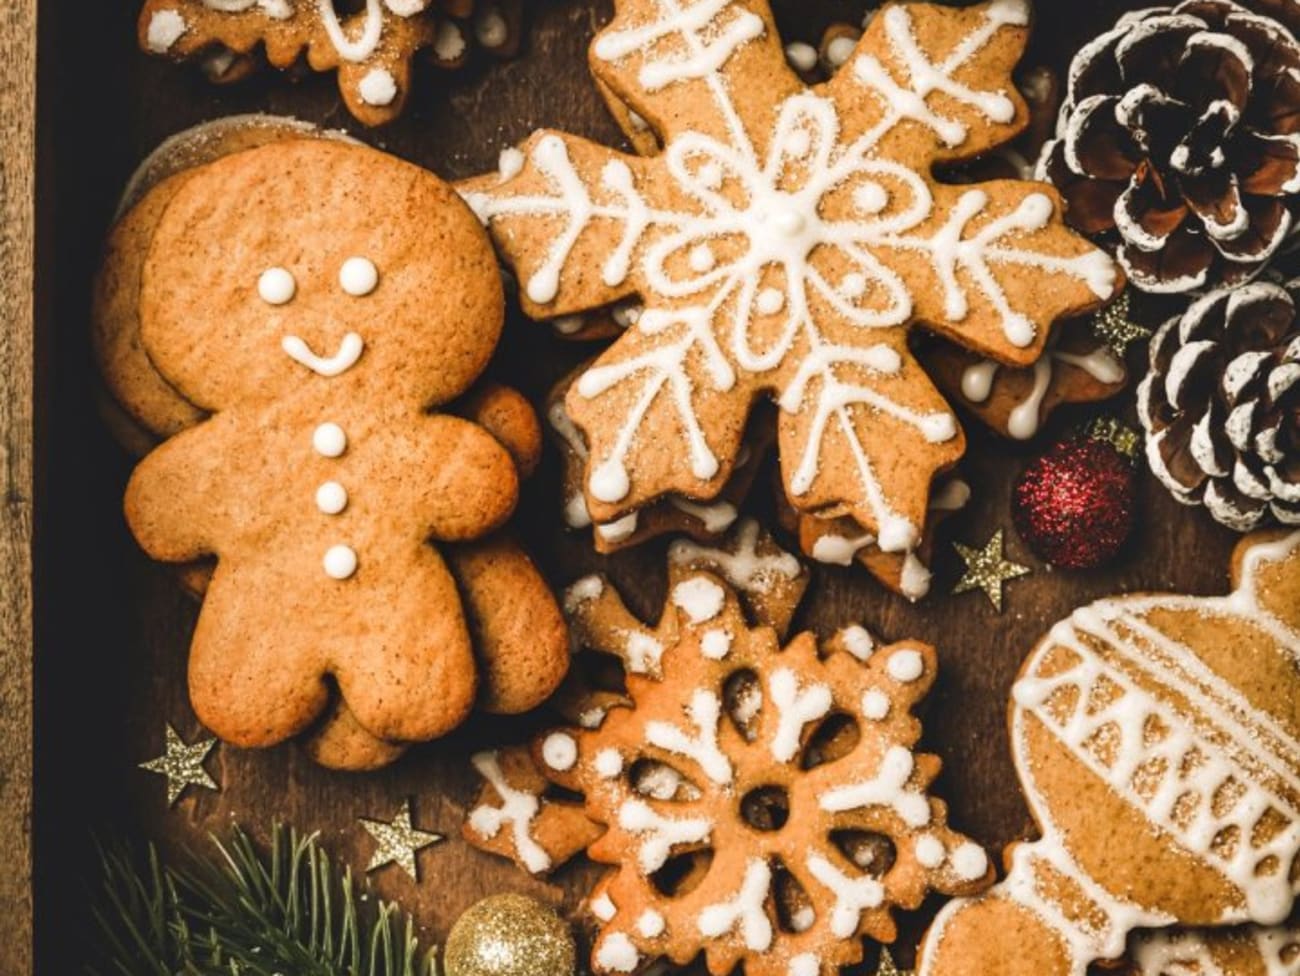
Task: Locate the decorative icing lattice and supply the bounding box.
[1130,926,1300,976]
[553,569,991,976]
[919,531,1300,976]
[466,0,1116,565]
[138,0,520,125]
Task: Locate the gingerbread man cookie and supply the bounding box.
[918,530,1300,976]
[123,137,532,748]
[465,0,1118,575]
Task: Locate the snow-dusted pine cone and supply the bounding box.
[1138,281,1300,529]
[1040,1,1300,294]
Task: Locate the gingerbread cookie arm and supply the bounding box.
[415,413,518,541]
[448,534,569,715]
[124,417,235,563]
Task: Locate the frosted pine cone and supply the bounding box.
[1040,1,1300,294]
[1138,281,1300,529]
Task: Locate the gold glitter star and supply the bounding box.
[876,947,914,976]
[1089,290,1150,357]
[139,724,218,806]
[359,799,444,880]
[953,529,1031,612]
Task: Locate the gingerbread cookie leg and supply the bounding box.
[918,531,1300,976]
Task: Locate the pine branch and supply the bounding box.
[89,823,437,976]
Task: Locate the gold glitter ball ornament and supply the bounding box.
[444,894,575,976]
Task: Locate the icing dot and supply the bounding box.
[756,288,785,316]
[861,689,891,721]
[591,893,617,922]
[339,257,379,297]
[688,243,716,272]
[433,19,467,61]
[594,748,624,779]
[915,835,946,868]
[786,128,812,157]
[839,624,875,661]
[589,459,630,503]
[312,423,347,458]
[147,10,187,52]
[790,954,819,976]
[636,910,666,939]
[315,481,348,515]
[595,933,639,973]
[700,629,732,660]
[951,842,989,881]
[772,208,806,237]
[258,267,296,305]
[887,649,924,683]
[672,577,726,624]
[542,732,578,772]
[854,182,888,214]
[826,34,857,68]
[698,161,724,190]
[921,412,959,443]
[498,146,525,181]
[840,273,867,299]
[784,41,817,72]
[323,545,358,580]
[475,8,508,48]
[358,68,398,107]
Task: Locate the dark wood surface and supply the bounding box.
[31,1,1245,974]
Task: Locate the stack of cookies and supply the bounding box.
[94,117,567,770]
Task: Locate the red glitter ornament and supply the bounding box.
[1012,430,1138,570]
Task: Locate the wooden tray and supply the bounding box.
[13,1,1246,973]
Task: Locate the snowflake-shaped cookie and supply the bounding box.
[466,0,1117,562]
[550,568,992,976]
[139,0,446,126]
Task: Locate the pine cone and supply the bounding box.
[1138,281,1300,529]
[1040,1,1300,294]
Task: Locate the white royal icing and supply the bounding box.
[768,667,833,763]
[323,544,358,580]
[315,481,348,515]
[358,67,398,106]
[282,332,365,377]
[470,0,1114,563]
[821,744,931,827]
[258,266,296,305]
[618,797,714,873]
[339,256,379,296]
[697,859,774,951]
[668,519,802,595]
[542,732,579,772]
[312,422,347,457]
[468,750,552,875]
[147,10,189,52]
[645,689,733,784]
[672,576,726,624]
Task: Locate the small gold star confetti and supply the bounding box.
[876,947,914,976]
[359,799,444,880]
[1089,290,1150,357]
[139,724,218,806]
[953,529,1031,612]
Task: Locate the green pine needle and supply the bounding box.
[88,823,437,976]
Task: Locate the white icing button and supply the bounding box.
[594,748,624,779]
[915,834,946,868]
[258,266,296,305]
[887,649,925,683]
[636,910,666,939]
[590,893,617,922]
[312,423,347,458]
[861,689,891,721]
[358,67,398,107]
[542,732,578,772]
[951,842,990,880]
[756,287,785,315]
[700,628,732,660]
[323,545,358,580]
[316,481,348,515]
[339,256,379,297]
[146,10,187,52]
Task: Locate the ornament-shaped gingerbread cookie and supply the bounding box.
[124,138,525,748]
[918,530,1300,976]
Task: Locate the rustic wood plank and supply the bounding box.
[0,1,37,974]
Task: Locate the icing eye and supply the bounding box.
[339,257,379,297]
[258,267,296,305]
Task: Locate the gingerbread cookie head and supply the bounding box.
[140,139,500,412]
[550,569,992,976]
[125,138,519,748]
[918,530,1300,976]
[466,0,1118,567]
